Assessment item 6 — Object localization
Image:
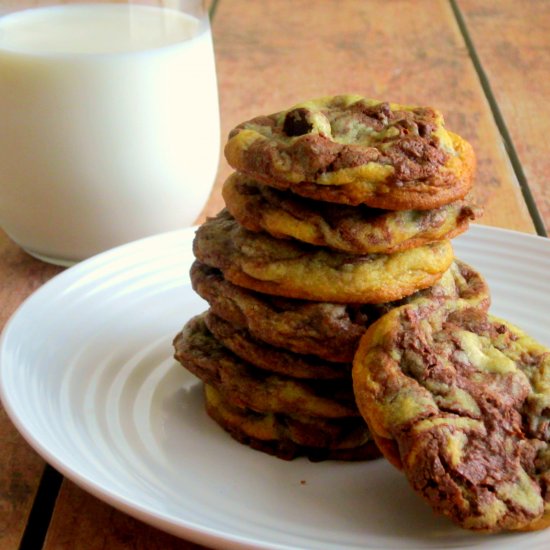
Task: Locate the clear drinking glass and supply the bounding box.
[0,0,219,266]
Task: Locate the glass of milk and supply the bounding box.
[0,1,219,266]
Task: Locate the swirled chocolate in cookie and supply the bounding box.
[193,210,454,304]
[191,261,370,362]
[204,311,350,380]
[190,259,490,363]
[352,300,550,532]
[223,172,481,254]
[224,95,475,210]
[204,384,380,462]
[174,314,359,419]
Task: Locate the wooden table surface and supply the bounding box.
[1,0,549,548]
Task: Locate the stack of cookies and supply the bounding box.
[174,94,550,533]
[173,94,481,461]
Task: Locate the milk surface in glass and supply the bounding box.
[0,3,219,265]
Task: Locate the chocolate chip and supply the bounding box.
[357,101,392,122]
[283,108,314,136]
[372,102,392,121]
[418,121,434,137]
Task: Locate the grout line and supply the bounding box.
[449,0,548,237]
[18,465,63,550]
[209,0,220,20]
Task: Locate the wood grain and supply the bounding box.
[458,0,550,234]
[44,481,208,550]
[199,0,535,235]
[0,406,43,550]
[0,231,63,549]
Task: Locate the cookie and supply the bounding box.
[191,259,490,363]
[174,314,359,419]
[204,311,350,380]
[191,261,369,362]
[204,384,380,462]
[224,95,475,210]
[193,209,454,304]
[352,300,550,532]
[223,172,481,254]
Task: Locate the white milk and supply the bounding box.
[0,3,219,264]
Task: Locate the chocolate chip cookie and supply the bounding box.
[174,314,359,419]
[204,311,350,379]
[190,261,370,362]
[352,299,550,532]
[193,209,454,303]
[204,384,380,462]
[223,172,481,254]
[224,95,475,210]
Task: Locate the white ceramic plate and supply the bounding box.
[1,225,550,550]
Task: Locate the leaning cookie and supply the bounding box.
[174,314,359,419]
[223,172,481,254]
[352,299,550,532]
[224,94,475,210]
[193,209,453,304]
[190,259,490,363]
[204,384,380,462]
